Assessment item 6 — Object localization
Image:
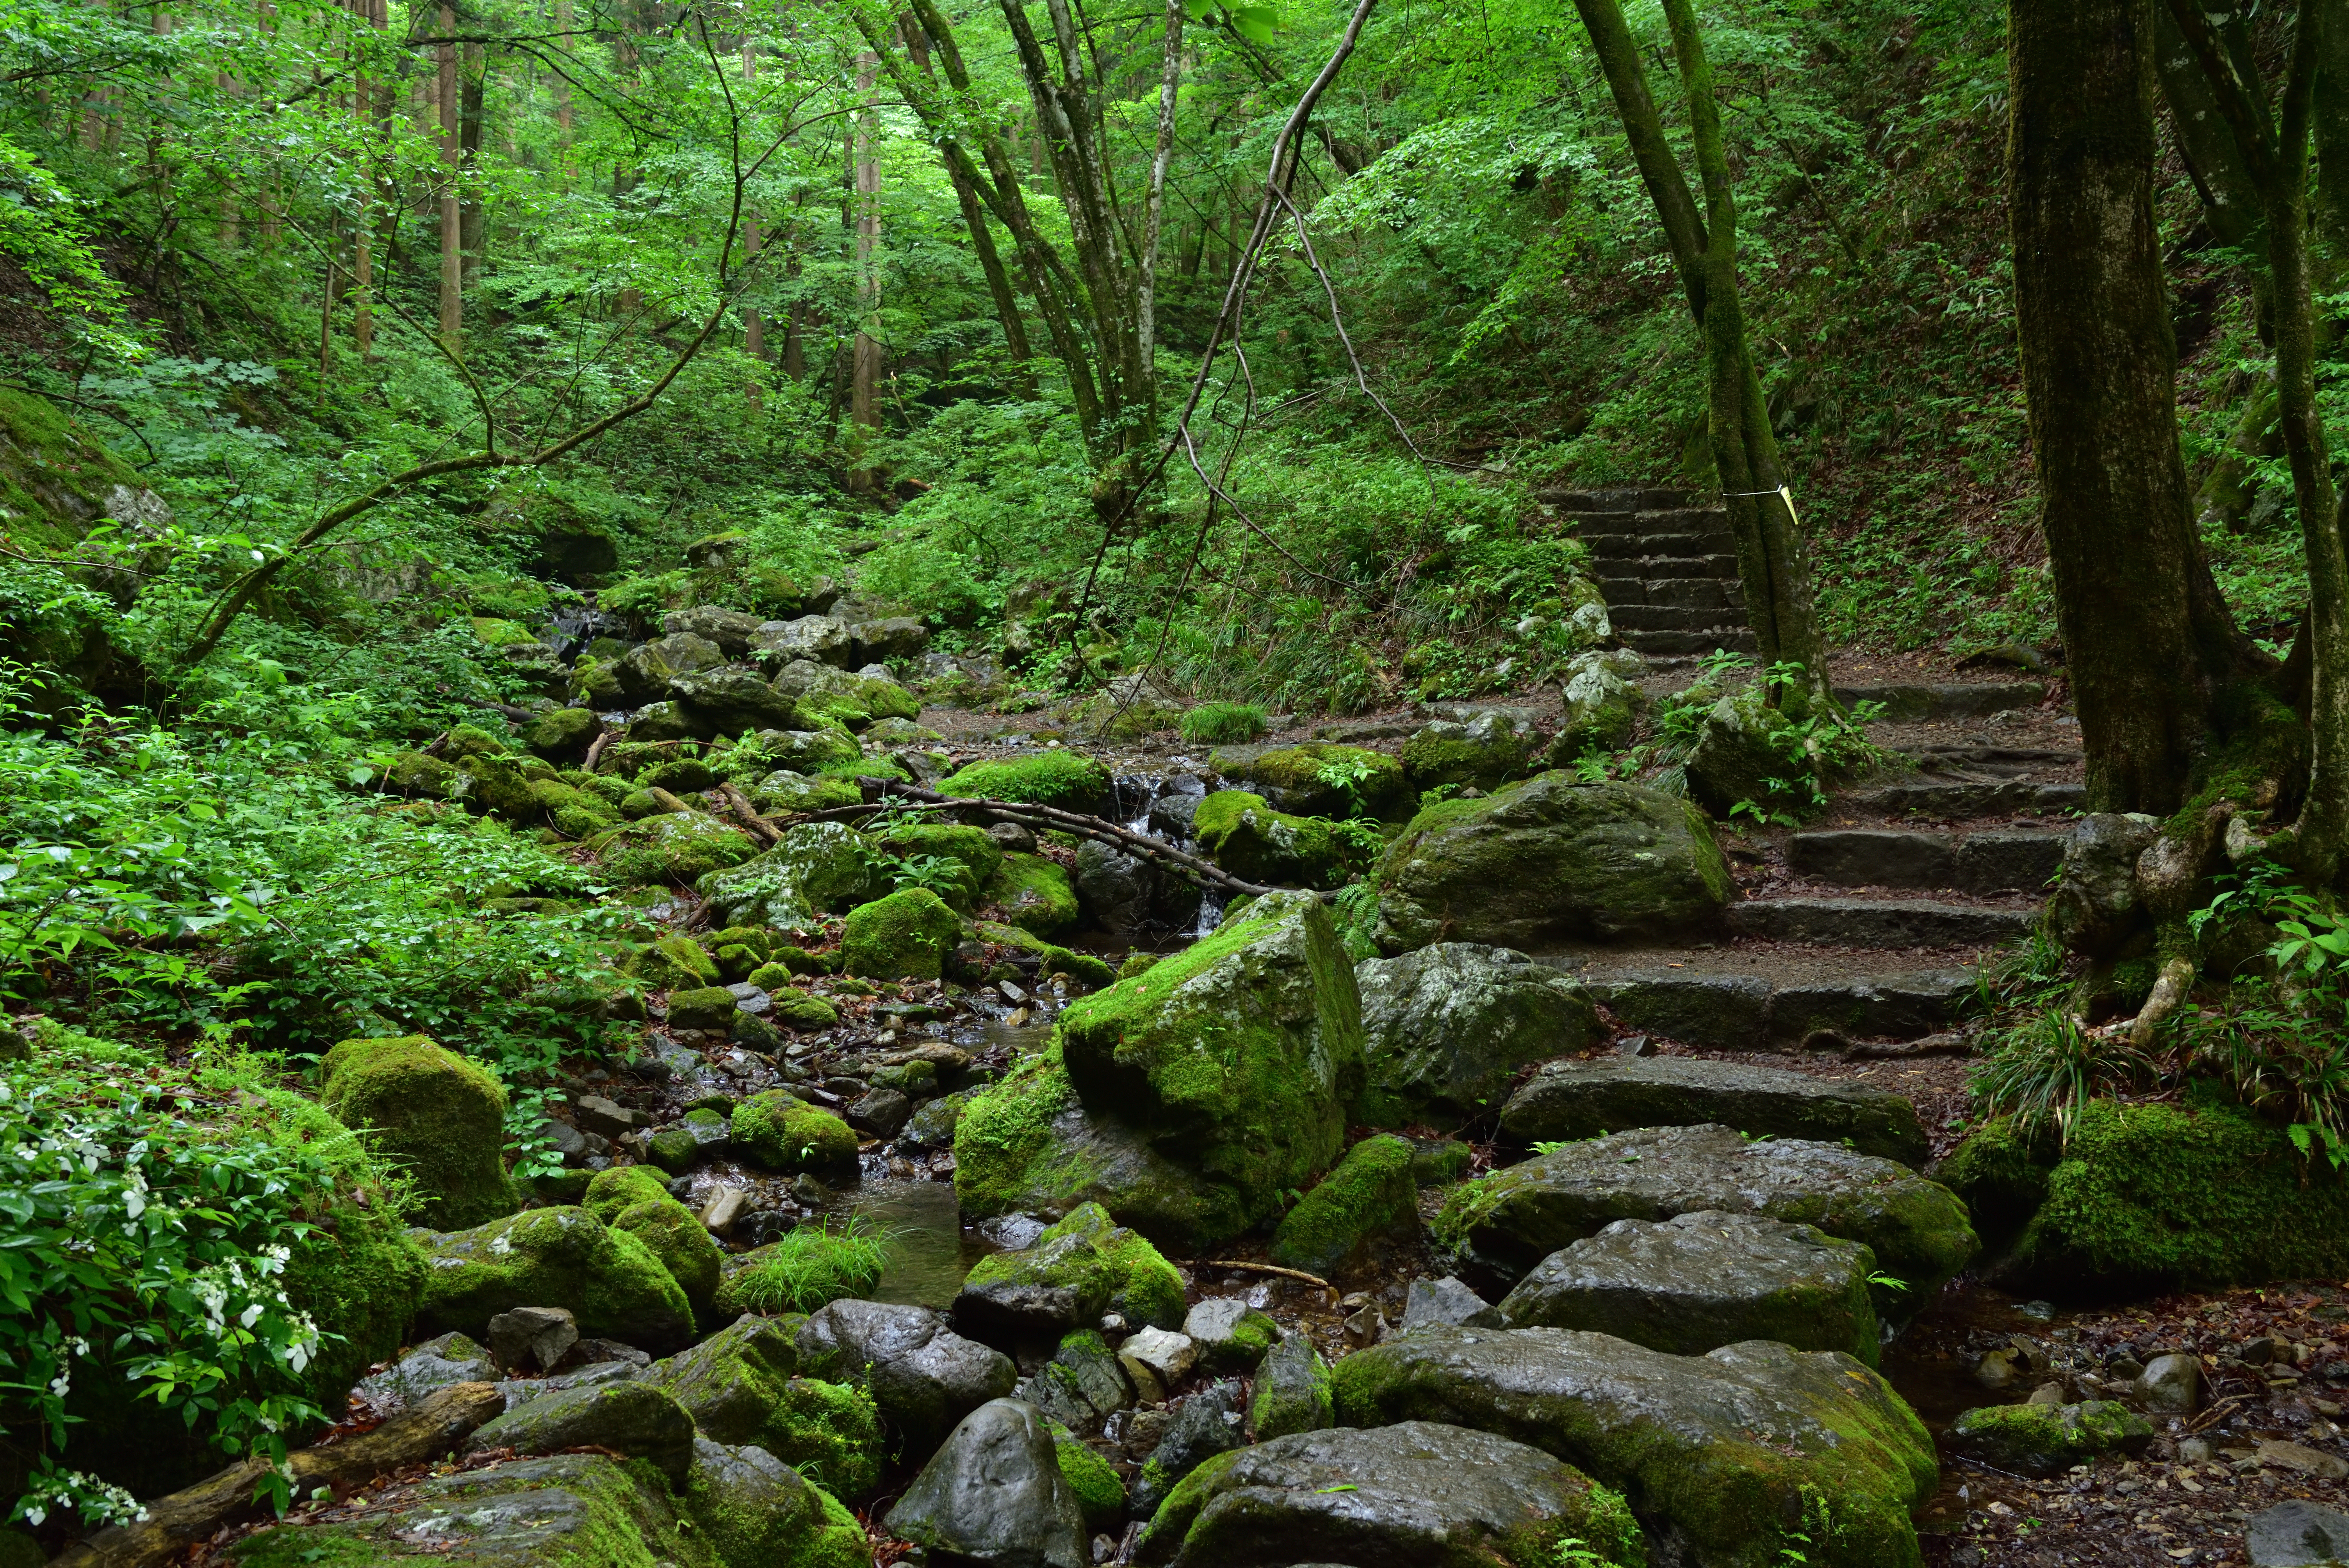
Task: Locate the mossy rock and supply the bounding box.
[1191,790,1372,890]
[319,1035,517,1230]
[639,756,720,795]
[628,934,722,990]
[0,384,158,554]
[752,769,864,815]
[614,1197,725,1326]
[873,823,1004,911]
[1946,1400,2153,1477]
[731,1090,859,1171]
[768,988,843,1030]
[526,706,602,764]
[1055,890,1365,1206]
[1268,1134,1418,1278]
[585,1162,673,1222]
[973,920,1117,988]
[668,984,742,1031]
[590,809,758,886]
[983,852,1080,935]
[697,821,882,932]
[1370,774,1733,953]
[413,1206,695,1354]
[952,1047,1256,1254]
[1051,1420,1126,1531]
[956,1201,1187,1338]
[1944,1098,2349,1294]
[1331,1326,1935,1568]
[840,886,962,979]
[1400,718,1529,794]
[1208,741,1412,821]
[937,750,1115,816]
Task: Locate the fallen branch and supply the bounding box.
[647,786,694,816]
[857,777,1290,900]
[582,727,613,774]
[1199,1259,1332,1290]
[52,1381,507,1568]
[717,782,783,846]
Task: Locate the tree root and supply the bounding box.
[2126,953,2198,1051]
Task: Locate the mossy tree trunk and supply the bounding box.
[2165,0,2349,878]
[2007,0,2261,815]
[1571,0,1825,687]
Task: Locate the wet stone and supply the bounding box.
[1494,1210,1881,1365]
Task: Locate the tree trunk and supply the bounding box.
[1574,0,1825,682]
[1137,0,1182,420]
[437,4,461,354]
[2009,0,2246,814]
[2165,0,2349,875]
[460,41,485,286]
[851,50,882,482]
[554,0,573,159]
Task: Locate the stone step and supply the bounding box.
[1726,896,2037,949]
[1538,486,1697,513]
[1602,549,1738,574]
[1787,827,2066,893]
[1832,681,2047,723]
[1909,743,2082,772]
[1576,963,1975,1048]
[1845,780,2085,819]
[1565,507,1730,537]
[1620,628,1759,657]
[1585,529,1738,560]
[1609,604,1748,633]
[1592,576,1745,611]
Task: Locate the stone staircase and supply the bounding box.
[1543,487,1757,661]
[1549,677,2080,1052]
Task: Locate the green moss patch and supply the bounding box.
[937,751,1114,814]
[731,1092,859,1172]
[319,1034,517,1230]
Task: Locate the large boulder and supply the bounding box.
[643,1316,884,1502]
[952,1049,1258,1253]
[222,1453,723,1568]
[1134,1421,1645,1568]
[589,809,757,886]
[1048,891,1365,1230]
[319,1035,517,1229]
[465,1379,698,1481]
[1545,654,1643,763]
[1499,1055,1930,1166]
[1248,1331,1335,1440]
[697,821,882,932]
[412,1206,695,1353]
[668,665,802,735]
[682,1437,873,1568]
[954,1202,1185,1344]
[986,852,1080,934]
[731,1091,859,1173]
[795,1299,1019,1456]
[1267,1133,1419,1278]
[610,1197,725,1326]
[619,631,726,704]
[1206,742,1412,820]
[872,823,1003,911]
[1191,791,1370,890]
[1683,681,1807,820]
[1370,775,1733,954]
[1939,1099,2349,1293]
[1401,715,1528,794]
[1436,1124,1976,1320]
[756,615,857,667]
[1355,944,1601,1125]
[1493,1210,1881,1365]
[883,1399,1087,1568]
[2046,812,2162,958]
[936,751,1115,816]
[1333,1325,1937,1568]
[663,605,767,656]
[840,887,963,980]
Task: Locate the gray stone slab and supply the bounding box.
[1498,1054,1928,1165]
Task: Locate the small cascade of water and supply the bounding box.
[542,602,631,659]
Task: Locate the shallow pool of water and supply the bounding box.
[846,1177,1002,1311]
